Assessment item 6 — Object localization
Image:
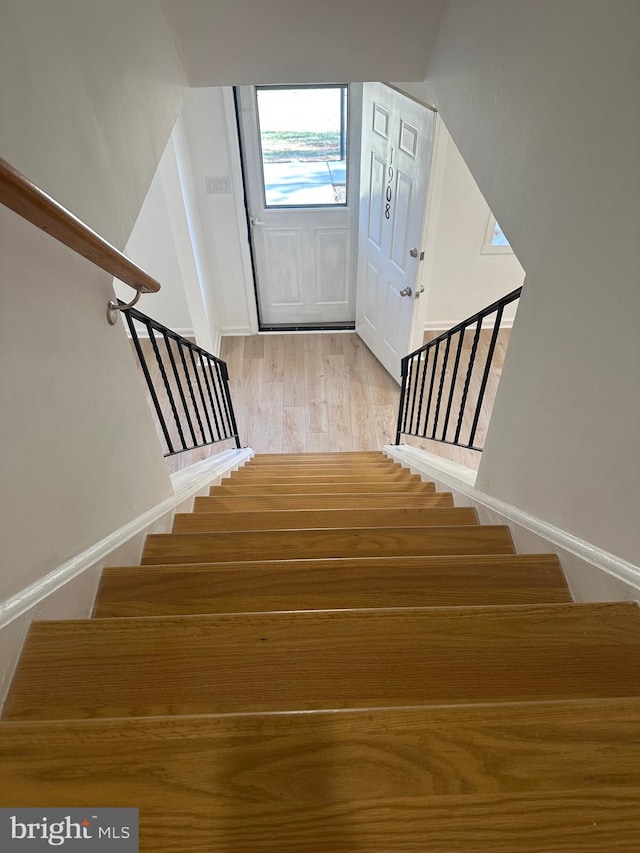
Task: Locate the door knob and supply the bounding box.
[409,247,419,258]
[249,216,265,226]
[400,287,413,297]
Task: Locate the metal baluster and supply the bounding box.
[147,328,188,452]
[125,313,174,454]
[421,339,440,438]
[441,329,465,442]
[395,356,410,444]
[454,318,482,446]
[208,359,230,440]
[413,346,430,436]
[177,340,207,444]
[198,351,222,442]
[408,354,422,434]
[468,306,504,449]
[163,334,198,449]
[430,335,452,439]
[219,360,241,448]
[188,347,215,443]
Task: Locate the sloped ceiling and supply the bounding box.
[161,0,445,85]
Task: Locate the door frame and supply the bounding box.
[233,83,362,332]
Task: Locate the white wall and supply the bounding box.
[423,122,525,329]
[162,0,444,86]
[0,0,186,250]
[0,208,173,600]
[115,166,194,334]
[425,0,640,565]
[0,3,186,619]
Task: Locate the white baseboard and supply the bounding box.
[219,326,255,337]
[0,447,253,710]
[423,318,515,332]
[384,444,640,604]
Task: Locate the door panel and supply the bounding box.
[315,228,351,304]
[237,85,361,328]
[355,84,435,381]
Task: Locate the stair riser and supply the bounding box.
[220,473,422,485]
[141,526,514,564]
[210,483,436,495]
[3,701,640,810]
[6,604,640,721]
[94,554,569,617]
[172,507,478,533]
[194,493,453,512]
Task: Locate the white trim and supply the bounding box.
[384,444,640,601]
[219,325,255,337]
[423,317,515,332]
[0,448,252,632]
[222,86,260,336]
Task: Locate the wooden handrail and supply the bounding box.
[0,157,160,294]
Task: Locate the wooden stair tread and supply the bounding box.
[6,603,640,720]
[172,506,478,533]
[210,481,436,495]
[251,452,389,462]
[93,554,571,617]
[227,465,406,478]
[194,492,453,512]
[233,460,404,471]
[141,525,514,564]
[220,473,422,485]
[3,698,640,805]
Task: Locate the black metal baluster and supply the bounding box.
[163,334,198,449]
[210,360,231,440]
[177,340,207,444]
[430,335,451,439]
[188,347,215,443]
[148,328,188,452]
[421,339,441,437]
[125,313,174,454]
[468,306,504,449]
[408,354,422,434]
[441,329,465,441]
[198,351,222,442]
[395,356,410,444]
[219,360,241,448]
[454,318,482,446]
[413,346,430,436]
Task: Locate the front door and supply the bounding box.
[355,83,435,381]
[236,84,361,328]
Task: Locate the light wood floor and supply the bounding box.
[405,329,511,470]
[130,329,510,472]
[220,330,510,470]
[219,333,400,454]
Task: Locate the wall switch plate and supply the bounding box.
[205,175,231,194]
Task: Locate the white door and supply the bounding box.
[355,83,435,381]
[237,85,361,328]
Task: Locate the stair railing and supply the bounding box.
[123,302,241,455]
[0,156,241,455]
[395,287,521,451]
[0,157,160,324]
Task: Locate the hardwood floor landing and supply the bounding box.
[219,333,400,454]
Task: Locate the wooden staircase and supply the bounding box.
[2,451,640,850]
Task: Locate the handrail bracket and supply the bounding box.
[107,289,143,325]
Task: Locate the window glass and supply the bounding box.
[256,86,348,207]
